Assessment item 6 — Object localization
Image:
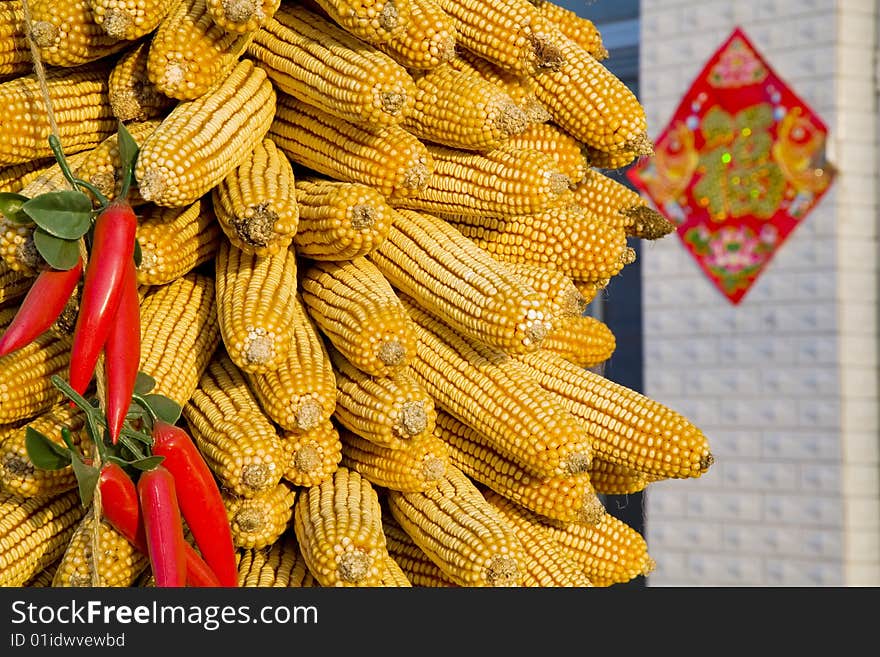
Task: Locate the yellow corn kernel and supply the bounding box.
[246,294,337,433]
[405,62,528,151]
[399,296,594,479]
[237,534,313,587]
[375,0,455,70]
[368,208,551,354]
[331,349,437,450]
[0,216,41,275]
[0,1,30,79]
[212,138,299,257]
[280,419,343,488]
[108,40,176,123]
[24,560,60,587]
[0,159,57,194]
[249,5,416,127]
[0,489,85,587]
[135,58,277,208]
[0,61,116,167]
[135,198,222,287]
[482,490,593,587]
[379,555,413,586]
[584,144,648,171]
[382,514,457,587]
[224,482,297,550]
[0,404,87,498]
[87,0,177,40]
[293,177,396,261]
[531,0,608,60]
[392,144,570,218]
[507,262,587,320]
[573,278,608,306]
[340,427,449,493]
[28,0,127,67]
[0,308,71,424]
[215,239,298,373]
[434,410,603,525]
[497,121,589,184]
[541,313,617,369]
[515,349,714,479]
[386,463,526,586]
[0,259,32,309]
[445,200,628,282]
[206,0,279,32]
[540,511,656,587]
[530,36,649,155]
[309,0,412,47]
[433,0,565,76]
[293,466,389,587]
[300,256,417,377]
[52,508,150,586]
[139,272,221,406]
[589,458,651,496]
[270,93,433,200]
[184,351,286,498]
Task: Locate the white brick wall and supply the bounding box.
[639,0,879,586]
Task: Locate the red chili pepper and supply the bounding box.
[99,462,221,587]
[0,258,82,357]
[102,259,140,444]
[68,200,138,395]
[137,464,188,588]
[151,421,238,587]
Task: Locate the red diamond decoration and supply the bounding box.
[627,27,836,305]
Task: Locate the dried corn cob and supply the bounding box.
[379,555,413,586]
[0,489,85,587]
[507,262,587,320]
[147,0,255,100]
[0,404,87,498]
[540,511,656,587]
[206,0,279,32]
[392,144,571,217]
[280,418,343,488]
[433,0,564,76]
[0,260,32,309]
[52,508,150,586]
[446,201,628,281]
[386,463,526,586]
[340,427,448,493]
[541,313,616,369]
[139,272,221,406]
[310,0,412,47]
[0,61,116,167]
[435,410,603,525]
[531,0,607,60]
[300,256,417,377]
[0,159,56,194]
[236,534,312,587]
[482,490,593,587]
[382,514,456,587]
[589,459,651,496]
[0,216,41,275]
[224,481,297,549]
[293,177,396,261]
[246,294,337,433]
[212,138,299,257]
[183,351,286,497]
[24,560,60,587]
[584,144,645,171]
[135,198,221,286]
[0,308,71,424]
[331,350,436,449]
[270,93,433,200]
[108,40,175,123]
[135,58,277,207]
[572,170,643,232]
[0,1,29,79]
[573,278,608,306]
[515,349,714,479]
[28,0,127,67]
[293,466,389,587]
[530,36,649,155]
[375,0,455,70]
[400,296,593,478]
[249,5,416,127]
[368,208,551,354]
[87,0,177,40]
[497,121,589,184]
[404,63,528,150]
[215,239,298,373]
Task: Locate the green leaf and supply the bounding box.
[119,426,154,446]
[0,192,32,225]
[143,394,182,424]
[133,237,142,267]
[33,229,81,270]
[134,372,156,395]
[25,428,72,470]
[129,455,165,472]
[22,191,93,239]
[70,452,99,508]
[117,121,139,200]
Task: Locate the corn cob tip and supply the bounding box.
[232,506,265,534]
[381,91,407,116]
[242,463,277,491]
[624,206,676,241]
[234,203,282,249]
[485,554,521,587]
[398,401,428,437]
[530,34,565,71]
[30,21,57,48]
[294,398,323,432]
[620,247,636,266]
[402,163,432,193]
[701,453,715,472]
[549,171,573,194]
[379,1,401,31]
[564,450,592,476]
[627,132,654,157]
[338,549,374,584]
[292,443,322,475]
[494,101,530,139]
[642,555,657,577]
[223,0,258,23]
[102,10,134,39]
[522,315,550,348]
[350,204,377,230]
[421,455,447,482]
[377,338,408,368]
[242,327,281,367]
[577,494,605,526]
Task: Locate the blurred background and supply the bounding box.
[563,0,879,586]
